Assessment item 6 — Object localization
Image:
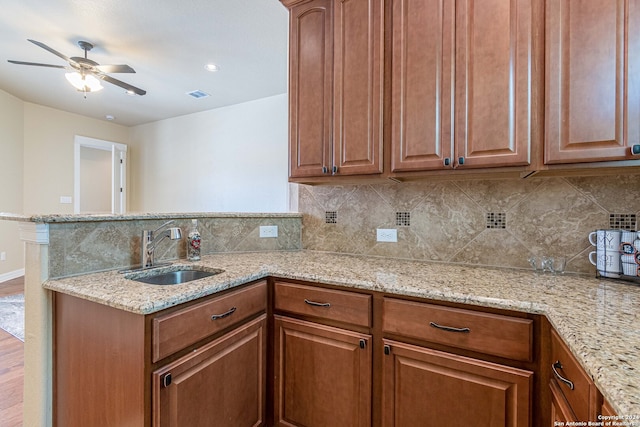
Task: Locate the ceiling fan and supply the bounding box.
[8,39,146,96]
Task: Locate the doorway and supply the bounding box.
[73,136,127,214]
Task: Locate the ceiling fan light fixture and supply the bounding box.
[65,72,103,92]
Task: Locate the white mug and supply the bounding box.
[588,229,622,251]
[589,249,622,277]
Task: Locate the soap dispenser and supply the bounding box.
[187,219,201,261]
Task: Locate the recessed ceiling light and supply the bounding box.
[125,90,136,96]
[105,115,115,121]
[204,64,220,72]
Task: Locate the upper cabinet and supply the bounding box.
[391,0,533,172]
[545,0,640,164]
[285,0,384,179]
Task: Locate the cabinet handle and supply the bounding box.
[211,306,237,320]
[429,321,471,333]
[384,344,391,355]
[632,144,640,155]
[322,166,328,174]
[162,373,172,388]
[304,298,331,308]
[552,361,575,390]
[458,157,465,166]
[359,339,366,349]
[444,157,451,167]
[332,165,338,175]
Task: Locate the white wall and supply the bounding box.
[0,89,24,279]
[129,93,289,212]
[23,103,130,214]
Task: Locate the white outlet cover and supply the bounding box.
[59,196,73,204]
[377,228,398,243]
[259,225,278,238]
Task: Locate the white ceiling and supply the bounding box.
[0,0,289,126]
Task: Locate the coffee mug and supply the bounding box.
[588,229,622,251]
[589,249,622,277]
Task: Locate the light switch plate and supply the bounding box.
[259,225,278,238]
[377,228,398,242]
[60,196,73,204]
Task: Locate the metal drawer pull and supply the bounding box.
[552,361,575,390]
[304,299,331,308]
[211,307,237,320]
[429,321,471,333]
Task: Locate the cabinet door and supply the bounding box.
[455,0,533,169]
[550,380,577,424]
[152,315,267,427]
[274,315,372,427]
[545,0,640,164]
[390,0,455,172]
[332,0,384,175]
[382,339,532,427]
[288,0,333,178]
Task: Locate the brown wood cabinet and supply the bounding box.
[382,339,532,427]
[284,0,384,179]
[381,296,534,427]
[273,315,372,427]
[548,328,600,423]
[152,315,267,427]
[272,280,373,426]
[391,0,533,172]
[53,280,268,427]
[545,0,640,164]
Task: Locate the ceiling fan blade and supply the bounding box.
[27,39,72,63]
[100,75,146,96]
[96,64,136,74]
[8,60,67,69]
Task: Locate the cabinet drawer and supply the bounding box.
[550,328,597,421]
[274,281,371,327]
[152,280,267,362]
[382,297,533,361]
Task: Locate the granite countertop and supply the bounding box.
[43,250,640,417]
[0,211,302,223]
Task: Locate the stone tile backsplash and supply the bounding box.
[297,175,640,274]
[48,215,302,278]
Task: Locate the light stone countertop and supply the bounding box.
[0,211,302,223]
[43,250,640,417]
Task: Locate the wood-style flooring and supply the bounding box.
[0,276,24,427]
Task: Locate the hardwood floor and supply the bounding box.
[0,276,24,427]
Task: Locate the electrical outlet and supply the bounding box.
[259,225,278,238]
[376,228,398,243]
[0,252,5,261]
[60,196,72,204]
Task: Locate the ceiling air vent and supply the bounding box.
[186,90,210,99]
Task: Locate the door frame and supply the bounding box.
[73,135,128,214]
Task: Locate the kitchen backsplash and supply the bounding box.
[296,175,640,274]
[48,215,302,278]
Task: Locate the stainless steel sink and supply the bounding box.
[125,266,224,285]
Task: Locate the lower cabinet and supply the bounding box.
[548,328,600,423]
[152,315,267,427]
[273,315,372,427]
[382,339,532,427]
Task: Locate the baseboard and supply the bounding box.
[0,269,25,283]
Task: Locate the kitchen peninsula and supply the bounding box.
[5,212,640,426]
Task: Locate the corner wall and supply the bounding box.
[128,93,289,213]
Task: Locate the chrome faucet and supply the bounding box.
[141,220,182,268]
